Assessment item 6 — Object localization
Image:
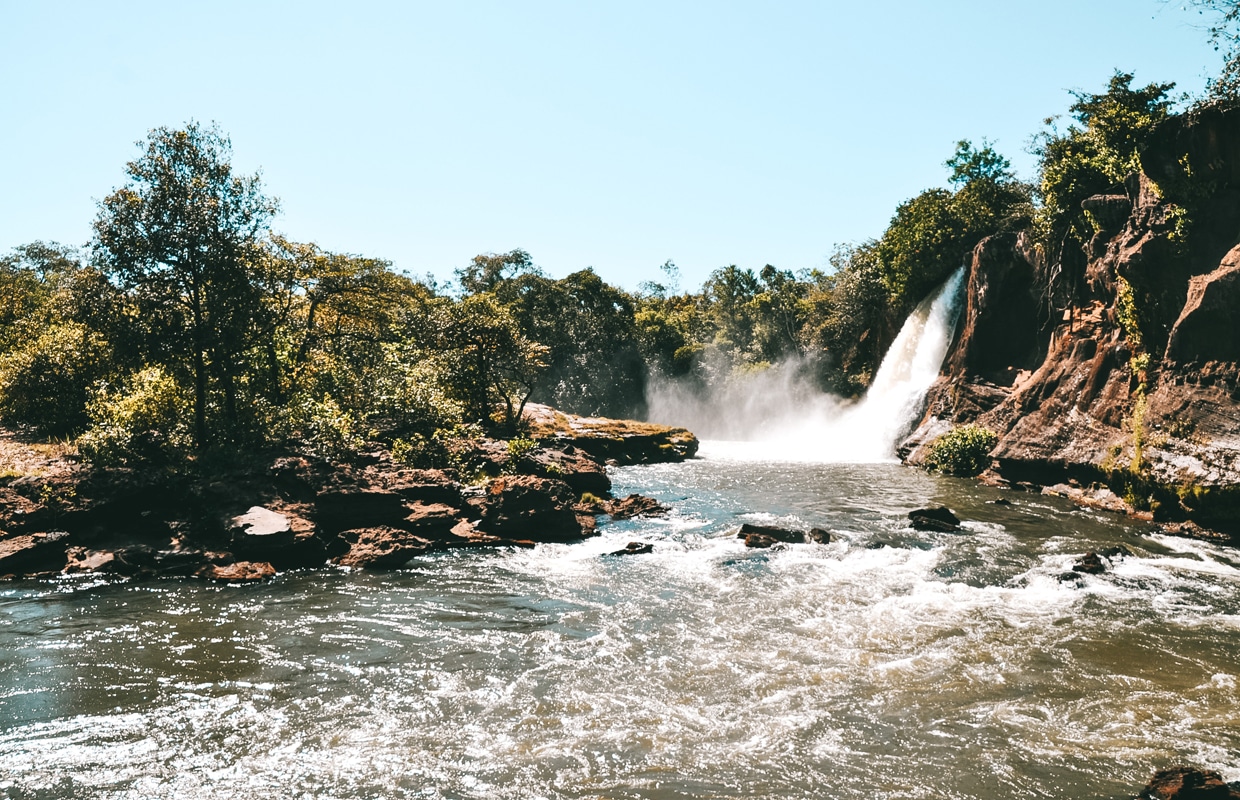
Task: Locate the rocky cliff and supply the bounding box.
[900,107,1240,534]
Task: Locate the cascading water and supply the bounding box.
[651,266,967,463]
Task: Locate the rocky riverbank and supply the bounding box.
[900,106,1240,539]
[0,408,695,581]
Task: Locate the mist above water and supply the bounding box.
[647,267,967,463]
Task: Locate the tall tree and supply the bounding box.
[92,123,278,447]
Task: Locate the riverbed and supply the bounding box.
[2,447,1239,799]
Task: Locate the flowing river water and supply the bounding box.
[3,456,1240,798]
[3,269,1239,798]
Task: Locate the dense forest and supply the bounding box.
[2,1,1238,470]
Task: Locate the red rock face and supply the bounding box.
[901,109,1240,533]
[1167,246,1240,363]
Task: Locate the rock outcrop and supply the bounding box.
[0,406,688,579]
[900,107,1240,536]
[1139,766,1240,800]
[522,403,699,465]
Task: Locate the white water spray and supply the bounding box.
[647,267,967,463]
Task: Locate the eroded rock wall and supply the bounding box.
[901,108,1240,531]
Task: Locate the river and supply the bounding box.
[2,449,1239,799]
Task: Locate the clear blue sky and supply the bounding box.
[0,0,1225,291]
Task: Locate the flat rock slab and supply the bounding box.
[230,506,293,538]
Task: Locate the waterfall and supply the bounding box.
[648,266,967,463]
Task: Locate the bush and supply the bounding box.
[924,424,998,477]
[503,436,539,474]
[291,395,366,462]
[0,322,111,436]
[77,366,191,465]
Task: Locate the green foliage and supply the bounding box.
[92,122,279,449]
[290,395,366,462]
[877,142,1032,314]
[391,432,450,469]
[1033,72,1175,263]
[77,367,191,466]
[435,292,548,432]
[923,425,999,477]
[0,322,112,436]
[1115,277,1144,349]
[503,436,539,473]
[498,268,647,417]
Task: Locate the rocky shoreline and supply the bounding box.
[0,406,697,581]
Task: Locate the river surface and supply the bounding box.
[3,447,1240,799]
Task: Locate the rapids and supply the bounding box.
[2,460,1239,798]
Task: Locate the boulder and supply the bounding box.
[332,526,436,569]
[737,523,804,543]
[196,561,276,582]
[479,475,594,542]
[606,541,654,556]
[907,507,962,532]
[743,533,781,549]
[806,527,832,544]
[0,531,70,578]
[385,469,463,506]
[606,494,669,520]
[1140,766,1240,799]
[529,447,612,496]
[1071,551,1107,575]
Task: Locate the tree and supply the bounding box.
[92,123,278,448]
[456,249,539,295]
[1033,72,1175,268]
[501,268,647,416]
[437,294,548,432]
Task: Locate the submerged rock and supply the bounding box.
[1071,551,1107,575]
[743,533,781,549]
[196,560,276,582]
[1139,766,1240,799]
[606,541,654,556]
[907,507,962,532]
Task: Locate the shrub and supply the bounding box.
[924,424,999,477]
[0,322,111,435]
[292,395,366,462]
[503,436,539,474]
[77,366,191,465]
